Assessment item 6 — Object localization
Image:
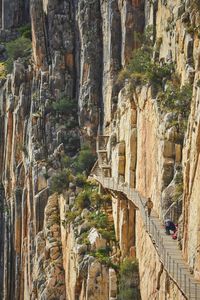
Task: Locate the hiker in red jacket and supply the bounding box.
[165,219,176,235]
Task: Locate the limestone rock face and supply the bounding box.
[32,193,65,300]
[0,0,200,299]
[1,0,30,29]
[183,79,200,279]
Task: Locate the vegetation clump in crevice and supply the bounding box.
[174,171,183,202]
[118,25,193,135]
[89,247,118,269]
[118,258,141,300]
[0,23,32,77]
[117,26,174,91]
[4,25,32,73]
[50,169,73,194]
[72,144,96,175]
[157,83,193,132]
[52,97,77,117]
[0,62,6,79]
[47,96,80,155]
[61,175,118,269]
[17,24,32,40]
[49,144,96,195]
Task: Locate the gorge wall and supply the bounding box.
[0,0,200,299]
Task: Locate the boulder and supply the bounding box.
[88,228,107,250]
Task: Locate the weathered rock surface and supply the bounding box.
[0,0,200,299]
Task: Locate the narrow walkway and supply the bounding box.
[92,175,200,300]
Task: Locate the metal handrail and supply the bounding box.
[93,175,200,300]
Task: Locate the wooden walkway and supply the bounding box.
[92,175,200,300]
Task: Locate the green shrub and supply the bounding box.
[90,192,102,208]
[61,155,72,169]
[134,25,154,48]
[90,247,112,266]
[63,210,80,225]
[118,24,174,90]
[99,226,116,242]
[73,145,96,175]
[65,118,79,129]
[174,183,183,201]
[87,211,116,242]
[79,231,90,245]
[174,172,183,185]
[174,172,183,201]
[146,62,173,86]
[50,169,72,194]
[75,173,87,187]
[88,212,108,229]
[118,258,141,300]
[18,24,32,40]
[118,46,173,88]
[75,190,91,209]
[120,258,139,274]
[158,84,192,120]
[5,36,32,73]
[52,97,77,115]
[0,62,6,79]
[127,48,152,77]
[90,247,118,269]
[63,134,80,156]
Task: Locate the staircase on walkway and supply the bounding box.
[96,135,111,177]
[90,135,200,300]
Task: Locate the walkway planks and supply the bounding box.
[92,175,200,300]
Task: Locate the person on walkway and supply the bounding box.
[145,197,153,217]
[164,219,176,235]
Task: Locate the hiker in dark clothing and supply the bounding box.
[145,197,153,217]
[165,219,176,235]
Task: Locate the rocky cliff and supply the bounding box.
[0,0,200,299]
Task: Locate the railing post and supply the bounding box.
[167,252,169,270]
[173,259,175,276]
[166,252,168,269]
[177,262,179,280]
[164,247,166,265]
[157,229,159,249]
[161,238,164,261]
[146,211,147,228]
[189,277,191,298]
[149,216,150,232]
[195,282,197,300]
[184,274,186,294]
[156,228,158,246]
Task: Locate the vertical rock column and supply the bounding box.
[0,184,5,300]
[112,195,136,257]
[101,0,122,126]
[2,0,15,29]
[14,188,23,300]
[77,0,103,142]
[2,0,30,29]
